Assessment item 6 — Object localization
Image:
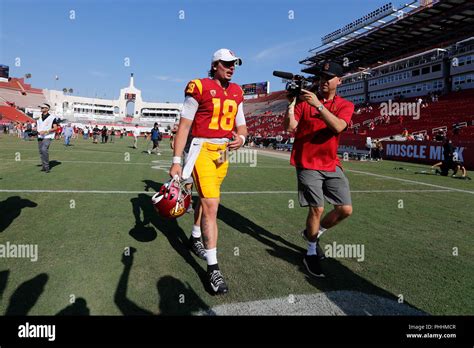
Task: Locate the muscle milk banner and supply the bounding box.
[339,139,474,169]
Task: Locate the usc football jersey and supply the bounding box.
[184,78,244,139]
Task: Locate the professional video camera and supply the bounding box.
[273,71,312,98]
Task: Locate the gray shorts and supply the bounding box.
[297,166,352,207]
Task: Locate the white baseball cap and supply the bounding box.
[212,48,242,66]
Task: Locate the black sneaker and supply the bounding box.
[301,230,326,260]
[207,266,229,294]
[303,255,325,278]
[189,236,206,260]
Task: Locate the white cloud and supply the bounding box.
[253,37,318,62]
[153,75,184,83]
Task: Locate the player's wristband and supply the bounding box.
[239,134,246,144]
[172,156,182,164]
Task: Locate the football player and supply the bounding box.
[169,48,247,294]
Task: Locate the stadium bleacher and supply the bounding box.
[346,88,474,140]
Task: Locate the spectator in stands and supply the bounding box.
[435,130,445,142]
[92,125,100,144]
[283,61,354,278]
[101,126,108,143]
[36,103,58,173]
[414,133,424,141]
[132,124,140,149]
[453,124,460,136]
[148,122,161,155]
[110,127,115,143]
[62,123,74,146]
[401,128,409,138]
[375,139,383,161]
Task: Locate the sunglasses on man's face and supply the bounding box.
[219,60,237,68]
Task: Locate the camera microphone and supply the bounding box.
[273,71,294,80]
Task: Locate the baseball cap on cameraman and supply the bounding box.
[308,61,344,79]
[212,49,242,66]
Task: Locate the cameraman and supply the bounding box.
[283,62,354,278]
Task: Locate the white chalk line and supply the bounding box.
[255,150,474,195]
[0,189,454,195]
[0,159,291,168]
[346,169,474,195]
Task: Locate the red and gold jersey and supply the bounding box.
[184,78,244,139]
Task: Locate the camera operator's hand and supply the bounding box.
[287,95,297,109]
[300,89,322,108]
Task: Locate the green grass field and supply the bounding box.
[0,134,473,315]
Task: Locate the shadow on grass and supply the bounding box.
[114,247,211,315]
[217,204,426,315]
[4,273,48,315]
[56,298,90,315]
[0,270,9,300]
[0,196,38,233]
[36,160,61,169]
[129,194,157,242]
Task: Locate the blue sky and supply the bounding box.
[1,0,393,102]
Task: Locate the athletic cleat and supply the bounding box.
[303,255,325,278]
[189,236,206,260]
[301,230,326,260]
[208,268,229,294]
[147,150,151,154]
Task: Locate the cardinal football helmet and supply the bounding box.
[151,177,191,219]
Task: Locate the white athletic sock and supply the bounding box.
[307,242,317,256]
[191,225,201,238]
[317,226,327,239]
[206,248,218,266]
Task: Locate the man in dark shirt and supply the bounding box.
[101,126,108,143]
[148,123,161,155]
[92,125,100,144]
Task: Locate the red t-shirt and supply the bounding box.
[184,78,244,139]
[290,95,354,171]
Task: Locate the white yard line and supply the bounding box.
[347,169,474,195]
[0,189,455,194]
[256,150,474,195]
[1,159,160,165]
